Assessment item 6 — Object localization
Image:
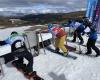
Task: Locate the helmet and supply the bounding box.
[82,17,89,23]
[68,20,73,24]
[11,31,18,35]
[48,23,53,29]
[10,31,19,38]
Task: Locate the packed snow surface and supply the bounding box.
[0,26,100,80]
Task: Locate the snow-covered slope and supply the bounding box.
[1,45,100,80]
[0,26,32,40]
[0,26,100,80]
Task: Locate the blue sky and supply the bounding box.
[0,0,87,13]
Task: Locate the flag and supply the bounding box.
[96,0,100,33]
[86,0,98,21]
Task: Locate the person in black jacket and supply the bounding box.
[7,32,34,74]
[70,17,91,44]
[71,21,85,44]
[0,31,43,79]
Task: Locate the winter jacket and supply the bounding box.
[88,21,98,40]
[76,24,85,33]
[5,35,26,51]
[89,25,97,40]
[51,27,66,38]
[5,35,24,45]
[11,40,26,53]
[89,31,97,40]
[69,21,75,28]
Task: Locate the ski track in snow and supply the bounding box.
[0,26,100,80]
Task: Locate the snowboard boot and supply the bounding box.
[24,71,33,79]
[28,71,43,80]
[55,48,60,53]
[24,71,43,80]
[23,67,34,79]
[79,41,84,45]
[95,54,100,57]
[63,50,68,56]
[71,39,76,42]
[85,52,91,55]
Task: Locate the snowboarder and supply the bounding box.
[48,23,68,56]
[85,21,100,57]
[0,31,42,79]
[70,20,85,44]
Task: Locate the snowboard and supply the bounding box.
[46,46,77,60]
[64,45,76,51]
[67,39,87,47]
[75,51,96,57]
[12,60,44,80]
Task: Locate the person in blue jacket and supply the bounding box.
[71,20,85,44]
[85,21,100,57]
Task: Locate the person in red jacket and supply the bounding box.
[48,23,68,56]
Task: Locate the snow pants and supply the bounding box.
[86,39,100,55]
[72,30,83,43]
[55,35,67,53]
[13,49,33,73]
[2,48,33,73]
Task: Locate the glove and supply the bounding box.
[86,32,90,35]
[82,32,85,35]
[84,32,90,37]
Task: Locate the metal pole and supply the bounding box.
[35,32,40,55]
[39,30,46,55]
[25,34,32,53]
[0,58,5,77]
[78,38,82,54]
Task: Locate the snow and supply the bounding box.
[0,26,32,40]
[0,44,11,56]
[0,26,100,80]
[38,33,52,42]
[0,26,33,56]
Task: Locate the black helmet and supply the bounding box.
[82,17,89,23]
[11,31,18,35]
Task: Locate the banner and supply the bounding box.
[97,15,100,33]
[86,0,92,18]
[96,0,100,33]
[86,0,100,33]
[86,0,98,21]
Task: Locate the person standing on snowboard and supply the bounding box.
[85,21,100,57]
[70,20,85,44]
[48,23,68,56]
[10,32,34,74]
[0,31,42,79]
